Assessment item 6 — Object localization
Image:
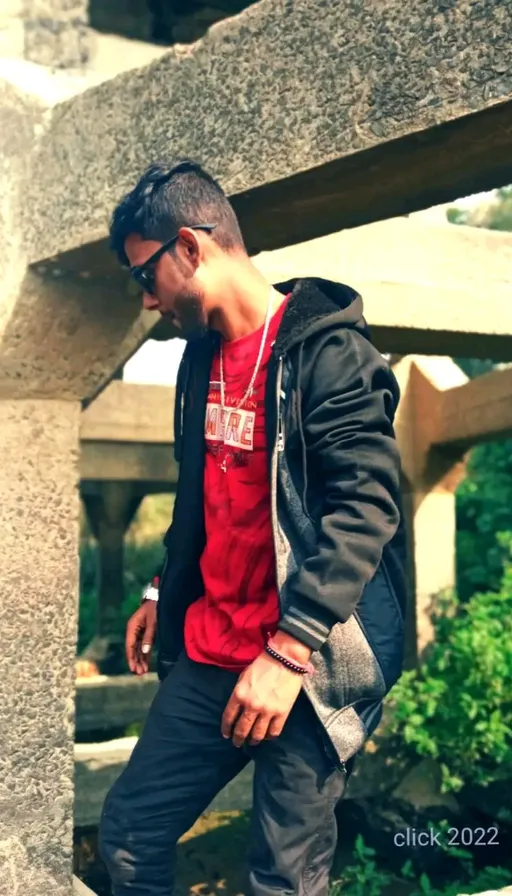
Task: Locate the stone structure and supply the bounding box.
[0,17,159,896]
[1,0,512,893]
[393,358,469,663]
[0,0,93,68]
[75,673,159,737]
[19,0,512,269]
[252,218,512,359]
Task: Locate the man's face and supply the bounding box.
[124,232,209,340]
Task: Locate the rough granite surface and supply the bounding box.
[0,80,158,401]
[25,0,512,260]
[7,0,93,68]
[0,399,81,896]
[0,263,153,400]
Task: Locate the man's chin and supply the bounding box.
[162,313,205,341]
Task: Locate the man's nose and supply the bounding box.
[142,292,159,311]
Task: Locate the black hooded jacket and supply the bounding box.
[157,277,407,767]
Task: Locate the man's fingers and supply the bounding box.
[138,614,156,669]
[221,695,242,739]
[125,603,157,675]
[263,717,284,741]
[232,711,261,747]
[247,715,276,747]
[125,617,140,673]
[142,614,157,655]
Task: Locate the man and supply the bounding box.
[99,159,407,895]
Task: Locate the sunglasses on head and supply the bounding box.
[129,223,218,295]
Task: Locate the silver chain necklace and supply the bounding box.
[219,287,274,471]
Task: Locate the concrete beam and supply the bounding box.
[24,0,512,264]
[0,262,156,400]
[254,219,512,361]
[393,356,469,488]
[392,357,512,460]
[393,357,469,664]
[75,673,159,737]
[80,443,178,487]
[0,83,158,403]
[80,381,178,485]
[81,382,175,444]
[436,366,512,449]
[0,81,159,403]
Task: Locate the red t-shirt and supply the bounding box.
[184,296,288,671]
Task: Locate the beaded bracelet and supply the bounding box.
[265,640,316,675]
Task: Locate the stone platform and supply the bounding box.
[74,736,254,828]
[73,877,97,895]
[75,673,159,737]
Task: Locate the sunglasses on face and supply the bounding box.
[129,223,218,295]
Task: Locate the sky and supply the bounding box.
[123,189,498,388]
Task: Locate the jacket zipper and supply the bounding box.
[270,354,284,611]
[179,392,185,449]
[269,351,348,778]
[179,359,187,443]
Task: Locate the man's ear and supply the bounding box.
[176,227,202,269]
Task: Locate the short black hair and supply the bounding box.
[109,159,246,266]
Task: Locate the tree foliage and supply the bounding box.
[387,546,512,793]
[448,187,512,600]
[446,186,512,231]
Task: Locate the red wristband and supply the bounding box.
[265,634,316,674]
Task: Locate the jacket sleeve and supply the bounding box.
[277,329,403,651]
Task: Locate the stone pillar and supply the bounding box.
[0,75,159,894]
[82,483,142,672]
[401,468,465,667]
[0,399,80,895]
[393,356,468,667]
[0,0,93,69]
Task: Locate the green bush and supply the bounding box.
[330,836,392,896]
[406,865,512,896]
[78,537,166,653]
[456,439,512,601]
[329,835,511,896]
[77,587,144,654]
[77,589,97,654]
[386,545,512,792]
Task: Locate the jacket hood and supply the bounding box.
[273,277,370,354]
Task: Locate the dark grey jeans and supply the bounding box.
[99,649,353,896]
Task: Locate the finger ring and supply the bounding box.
[141,644,151,655]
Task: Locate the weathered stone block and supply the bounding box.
[75,673,159,736]
[24,17,93,69]
[0,399,81,896]
[29,0,512,262]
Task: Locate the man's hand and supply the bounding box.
[125,601,157,675]
[221,634,312,748]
